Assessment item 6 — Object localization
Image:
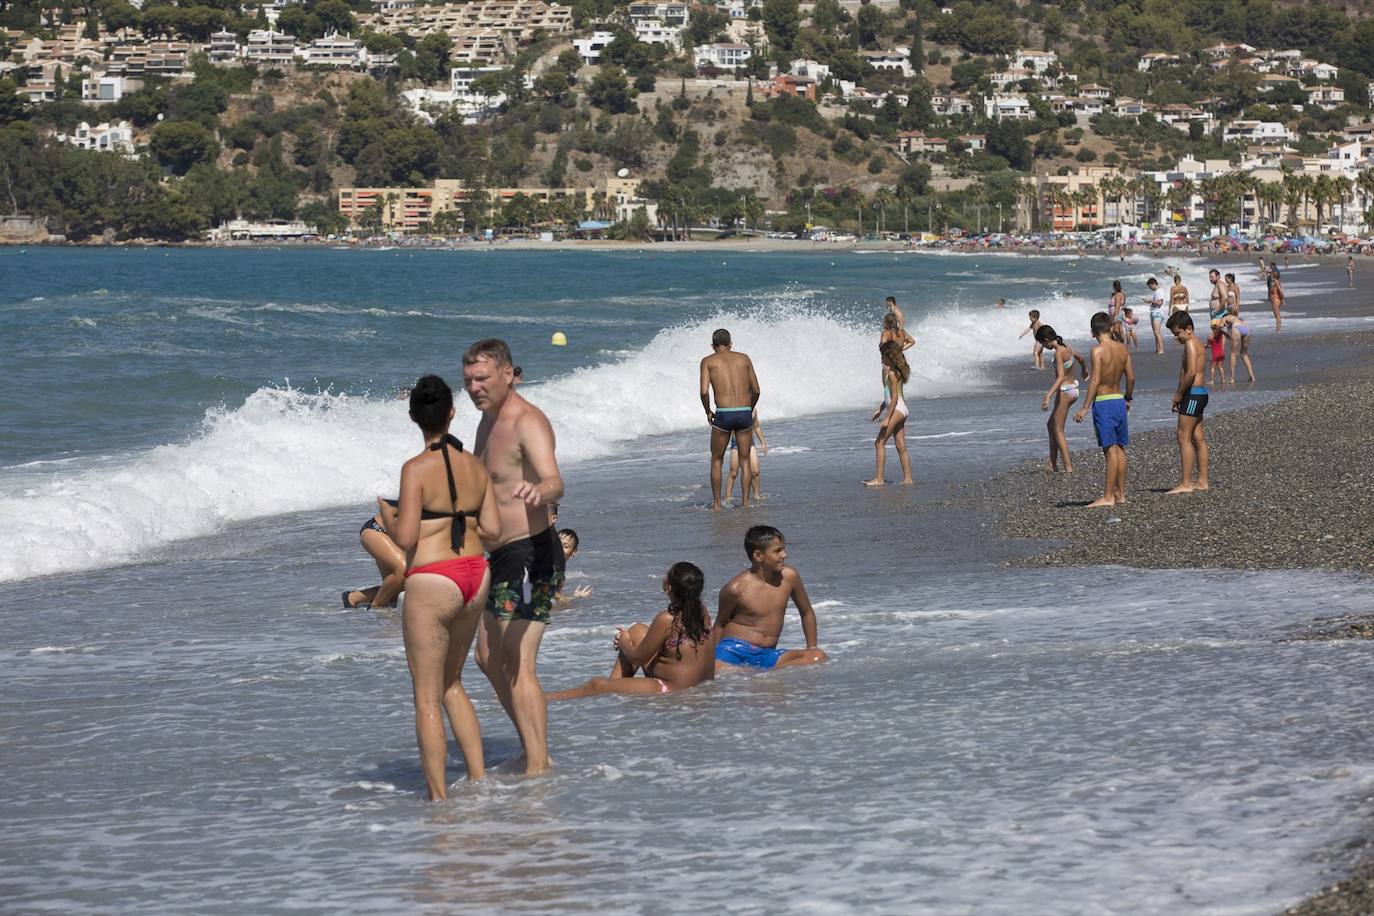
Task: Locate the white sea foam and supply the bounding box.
[0,294,1104,583]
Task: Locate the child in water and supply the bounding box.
[547,561,716,698]
[1206,320,1229,386]
[1019,309,1045,369]
[1121,308,1140,349]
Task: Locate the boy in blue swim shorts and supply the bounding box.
[713,525,828,672]
[1074,311,1135,508]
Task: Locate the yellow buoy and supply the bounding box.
[551,331,567,346]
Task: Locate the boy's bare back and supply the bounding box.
[1090,338,1133,395]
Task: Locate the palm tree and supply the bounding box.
[1309,175,1334,231]
[1073,185,1098,230]
[1017,179,1042,232]
[1358,169,1374,233]
[1254,179,1283,233]
[1282,172,1309,230]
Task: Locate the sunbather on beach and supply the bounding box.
[548,561,714,699]
[714,526,827,672]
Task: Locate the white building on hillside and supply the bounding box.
[1223,120,1291,145]
[56,120,136,155]
[1012,49,1058,74]
[244,30,296,67]
[572,30,615,64]
[634,20,682,49]
[81,74,136,104]
[985,93,1033,120]
[694,42,750,71]
[298,35,366,68]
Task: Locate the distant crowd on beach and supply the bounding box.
[337,246,1335,799]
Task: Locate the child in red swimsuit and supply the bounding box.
[1206,320,1227,385]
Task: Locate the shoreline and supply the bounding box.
[965,324,1374,914]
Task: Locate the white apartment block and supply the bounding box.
[244,30,297,67]
[791,58,830,81]
[1223,120,1290,144]
[1305,85,1345,110]
[634,20,682,50]
[626,2,687,25]
[1137,52,1180,72]
[859,48,912,77]
[298,36,367,68]
[985,94,1033,120]
[81,74,137,104]
[1012,49,1058,75]
[207,29,239,64]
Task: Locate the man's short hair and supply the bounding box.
[712,329,731,348]
[1166,311,1194,332]
[1090,311,1113,337]
[745,525,783,559]
[1209,269,1220,278]
[885,296,897,305]
[463,338,512,367]
[1147,277,1158,286]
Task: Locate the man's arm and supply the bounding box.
[510,411,564,507]
[1123,348,1135,405]
[746,357,761,409]
[787,570,820,650]
[699,357,713,422]
[901,329,915,350]
[711,580,741,640]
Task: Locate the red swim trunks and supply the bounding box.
[406,556,489,604]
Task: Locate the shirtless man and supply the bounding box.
[462,338,565,775]
[700,329,761,510]
[1165,311,1210,494]
[1073,312,1135,508]
[713,525,827,672]
[1207,268,1226,320]
[884,296,915,348]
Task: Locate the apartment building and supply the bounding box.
[338,177,651,232]
[694,43,750,71]
[55,120,136,155]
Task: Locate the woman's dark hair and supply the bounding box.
[665,561,708,656]
[409,375,453,435]
[880,339,910,384]
[1035,324,1063,348]
[1225,272,1236,282]
[1112,280,1123,292]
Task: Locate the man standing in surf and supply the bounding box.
[700,329,761,510]
[463,338,564,775]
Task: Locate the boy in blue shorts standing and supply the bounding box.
[1073,312,1135,508]
[714,526,828,672]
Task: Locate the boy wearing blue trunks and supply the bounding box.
[1165,311,1210,494]
[700,329,761,510]
[713,525,828,672]
[1073,312,1135,508]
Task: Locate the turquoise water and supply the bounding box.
[2,246,1371,914]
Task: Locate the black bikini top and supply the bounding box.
[385,434,470,552]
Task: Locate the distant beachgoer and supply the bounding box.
[864,340,913,487]
[343,511,406,609]
[1205,320,1228,386]
[555,529,593,603]
[1121,307,1140,348]
[1143,277,1166,354]
[1222,303,1255,383]
[512,366,524,386]
[700,329,761,510]
[547,562,715,700]
[1347,256,1356,288]
[378,374,501,800]
[996,297,1007,309]
[1165,312,1210,494]
[1268,268,1284,331]
[1169,274,1189,316]
[1257,257,1269,282]
[713,525,827,672]
[1073,311,1134,508]
[725,414,767,504]
[880,308,915,351]
[1224,273,1241,318]
[1108,280,1126,341]
[464,337,565,777]
[885,295,907,331]
[1019,309,1045,369]
[1036,325,1088,474]
[1208,269,1226,321]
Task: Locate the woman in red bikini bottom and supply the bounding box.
[547,562,716,700]
[377,375,501,801]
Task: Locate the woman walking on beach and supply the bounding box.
[1169,274,1189,316]
[379,375,500,800]
[1036,325,1088,473]
[864,340,913,486]
[1268,268,1284,331]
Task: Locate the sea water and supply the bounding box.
[2,246,1371,914]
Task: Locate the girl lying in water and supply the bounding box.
[548,562,715,699]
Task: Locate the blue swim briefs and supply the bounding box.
[712,408,753,432]
[715,636,784,669]
[1091,395,1129,449]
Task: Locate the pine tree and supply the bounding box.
[746,78,754,106]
